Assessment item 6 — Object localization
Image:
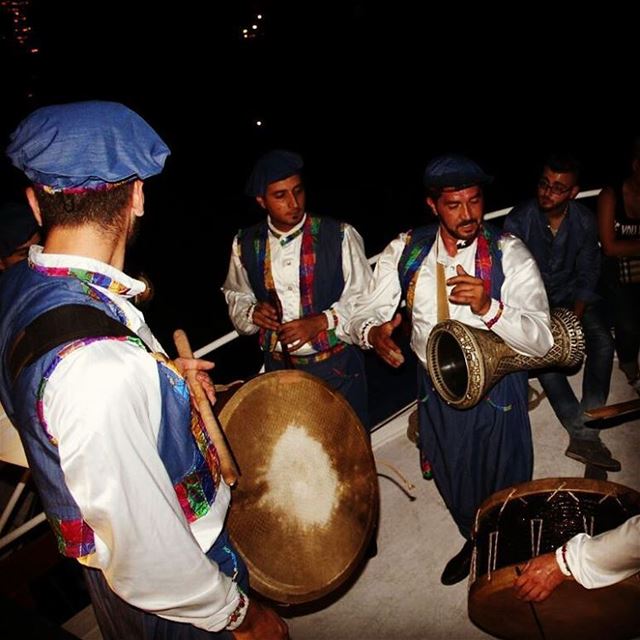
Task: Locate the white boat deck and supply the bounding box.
[60,365,640,640]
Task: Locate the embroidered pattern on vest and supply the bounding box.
[30,262,131,325]
[253,216,341,352]
[399,225,503,316]
[36,334,144,557]
[49,515,95,558]
[152,355,222,523]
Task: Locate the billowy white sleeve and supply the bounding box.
[483,234,553,357]
[329,224,373,342]
[349,235,406,347]
[45,340,244,632]
[222,236,259,335]
[564,515,640,589]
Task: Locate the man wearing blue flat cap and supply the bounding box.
[0,101,287,639]
[350,154,553,585]
[223,149,372,427]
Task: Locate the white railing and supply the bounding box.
[195,189,602,361]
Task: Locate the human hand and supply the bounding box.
[278,314,327,352]
[368,313,405,368]
[174,357,216,404]
[513,553,567,602]
[232,599,289,640]
[447,265,491,316]
[252,302,281,331]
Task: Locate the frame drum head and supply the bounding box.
[469,478,640,640]
[217,370,379,604]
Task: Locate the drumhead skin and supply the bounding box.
[217,370,379,604]
[469,478,640,640]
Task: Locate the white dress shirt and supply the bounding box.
[223,214,372,355]
[350,229,553,368]
[30,246,245,632]
[560,515,640,588]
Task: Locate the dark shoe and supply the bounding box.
[565,438,621,471]
[441,540,473,585]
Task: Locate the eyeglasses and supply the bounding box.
[537,178,572,196]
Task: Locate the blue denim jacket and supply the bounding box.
[503,198,601,307]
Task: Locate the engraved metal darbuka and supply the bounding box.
[426,308,585,409]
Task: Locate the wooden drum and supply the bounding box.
[469,478,640,640]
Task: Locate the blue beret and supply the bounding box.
[0,201,38,258]
[6,101,170,191]
[245,149,303,197]
[423,154,492,190]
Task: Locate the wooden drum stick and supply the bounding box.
[173,329,239,486]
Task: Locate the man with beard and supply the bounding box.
[350,154,553,585]
[0,101,288,639]
[504,154,618,471]
[223,149,371,427]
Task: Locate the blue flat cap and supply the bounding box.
[0,201,38,258]
[245,149,303,197]
[6,101,170,191]
[423,154,492,189]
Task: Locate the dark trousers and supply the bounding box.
[84,530,247,640]
[417,367,532,539]
[265,343,369,428]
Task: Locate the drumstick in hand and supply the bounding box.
[173,329,240,486]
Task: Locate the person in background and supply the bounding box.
[0,200,41,271]
[349,154,553,585]
[514,515,640,602]
[504,153,617,471]
[0,101,288,640]
[223,149,372,427]
[597,139,640,397]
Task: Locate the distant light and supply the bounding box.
[30,47,38,53]
[242,28,248,33]
[257,14,263,19]
[251,24,258,29]
[256,120,263,127]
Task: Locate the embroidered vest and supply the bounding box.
[238,215,345,352]
[0,262,223,558]
[397,223,505,316]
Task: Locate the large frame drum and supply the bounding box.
[469,478,640,640]
[217,370,379,604]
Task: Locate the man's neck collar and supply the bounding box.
[267,213,307,238]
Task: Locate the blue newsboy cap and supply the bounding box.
[245,149,303,197]
[6,101,170,191]
[0,201,38,258]
[423,154,492,189]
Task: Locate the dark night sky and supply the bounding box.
[1,1,636,365]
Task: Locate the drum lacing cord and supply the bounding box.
[376,459,416,499]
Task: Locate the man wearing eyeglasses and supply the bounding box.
[504,153,617,471]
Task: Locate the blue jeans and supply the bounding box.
[537,304,614,441]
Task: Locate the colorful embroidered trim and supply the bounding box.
[36,178,134,195]
[271,341,346,365]
[226,586,248,630]
[484,300,504,329]
[49,515,95,557]
[155,358,221,522]
[256,216,340,353]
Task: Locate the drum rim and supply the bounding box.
[218,369,380,604]
[473,477,640,535]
